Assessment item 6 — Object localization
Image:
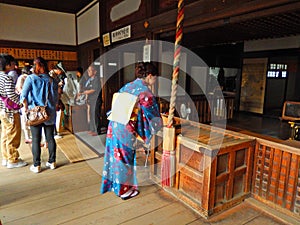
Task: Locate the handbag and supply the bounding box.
[0,95,22,110]
[26,79,51,126]
[26,106,49,126]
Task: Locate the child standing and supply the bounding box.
[15,66,32,143]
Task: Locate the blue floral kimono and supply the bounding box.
[100,78,162,196]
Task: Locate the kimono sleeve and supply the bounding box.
[136,91,162,144]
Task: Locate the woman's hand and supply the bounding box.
[76,92,85,100]
[58,80,64,87]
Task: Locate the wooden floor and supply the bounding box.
[0,132,295,225]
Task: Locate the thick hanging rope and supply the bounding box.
[167,0,184,128]
[162,0,184,187]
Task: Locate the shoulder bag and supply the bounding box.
[26,79,51,126]
[0,95,22,110]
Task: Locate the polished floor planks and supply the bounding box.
[0,131,291,225]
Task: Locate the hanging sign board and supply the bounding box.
[111,25,131,43]
[102,33,111,47]
[143,44,151,62]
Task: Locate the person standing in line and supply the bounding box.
[0,54,27,169]
[77,64,100,136]
[21,57,59,173]
[49,62,67,139]
[74,67,86,105]
[63,68,85,106]
[100,62,162,200]
[76,67,84,83]
[7,58,19,84]
[78,67,89,93]
[15,65,32,144]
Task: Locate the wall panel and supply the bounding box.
[77,3,100,45]
[0,4,76,45]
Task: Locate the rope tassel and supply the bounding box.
[161,150,176,187]
[161,150,171,187]
[161,127,176,187]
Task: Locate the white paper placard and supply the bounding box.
[111,25,131,43]
[143,44,151,62]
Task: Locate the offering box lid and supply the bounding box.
[161,115,255,150]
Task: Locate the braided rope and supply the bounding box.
[167,0,184,128]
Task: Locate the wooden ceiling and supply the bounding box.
[183,10,300,48]
[159,1,300,48]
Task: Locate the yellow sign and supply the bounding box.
[102,33,111,47]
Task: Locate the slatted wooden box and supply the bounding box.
[252,138,300,219]
[64,104,88,133]
[151,117,255,218]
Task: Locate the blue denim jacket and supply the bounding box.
[20,73,59,125]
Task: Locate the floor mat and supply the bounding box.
[56,132,100,163]
[74,131,106,156]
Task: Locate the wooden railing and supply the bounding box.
[252,138,300,217]
[157,94,234,124]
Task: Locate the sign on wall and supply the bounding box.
[143,44,151,62]
[102,33,111,47]
[0,48,77,61]
[111,25,131,43]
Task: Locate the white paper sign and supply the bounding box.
[143,44,151,62]
[111,25,131,43]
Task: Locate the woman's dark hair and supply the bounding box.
[34,57,49,74]
[0,53,15,71]
[22,65,32,75]
[135,62,158,78]
[77,67,83,74]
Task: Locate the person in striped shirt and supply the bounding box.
[0,54,27,169]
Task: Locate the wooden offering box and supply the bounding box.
[64,104,88,133]
[151,117,255,218]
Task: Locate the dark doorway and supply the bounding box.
[264,78,286,117]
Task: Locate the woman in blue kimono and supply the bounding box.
[101,62,162,200]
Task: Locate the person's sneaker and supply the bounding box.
[2,159,7,167]
[40,142,48,148]
[30,165,41,173]
[46,162,56,170]
[25,139,32,144]
[6,159,28,169]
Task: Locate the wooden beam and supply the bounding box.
[148,0,300,34]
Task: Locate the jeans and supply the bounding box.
[30,124,56,166]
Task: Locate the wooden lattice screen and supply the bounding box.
[252,141,300,215]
